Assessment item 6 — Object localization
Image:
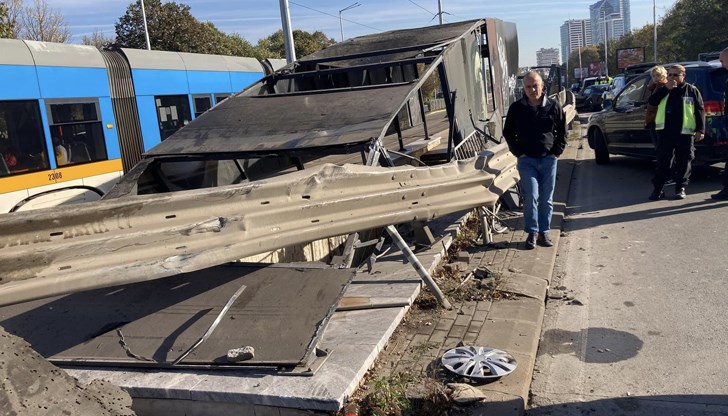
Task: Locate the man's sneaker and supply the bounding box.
[525,232,537,250]
[648,188,665,201]
[711,188,728,200]
[674,187,686,200]
[538,232,554,247]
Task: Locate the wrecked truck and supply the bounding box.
[0,18,525,388]
[0,18,522,306]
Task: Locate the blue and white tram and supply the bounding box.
[0,39,282,213]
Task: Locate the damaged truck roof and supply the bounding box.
[145,20,484,156]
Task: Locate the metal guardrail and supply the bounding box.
[550,90,577,126]
[0,146,518,306]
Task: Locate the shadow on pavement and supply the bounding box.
[537,327,643,363]
[564,198,728,232]
[563,155,728,231]
[526,394,728,416]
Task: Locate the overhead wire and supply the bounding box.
[289,1,383,33]
[406,0,435,15]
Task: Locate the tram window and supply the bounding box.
[155,95,192,141]
[0,100,50,176]
[47,100,108,167]
[193,95,212,118]
[214,94,230,105]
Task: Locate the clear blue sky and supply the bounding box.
[53,0,678,66]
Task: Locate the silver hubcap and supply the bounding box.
[441,346,517,379]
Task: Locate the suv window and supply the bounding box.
[615,77,648,109]
[709,68,728,99]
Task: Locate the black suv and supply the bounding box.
[587,61,728,165]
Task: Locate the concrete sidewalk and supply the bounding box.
[368,138,579,415]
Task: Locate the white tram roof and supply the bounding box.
[0,39,105,68]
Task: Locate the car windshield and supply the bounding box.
[615,77,648,109]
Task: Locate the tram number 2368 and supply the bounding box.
[48,171,63,181]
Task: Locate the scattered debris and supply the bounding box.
[447,383,487,406]
[227,346,255,362]
[473,265,495,280]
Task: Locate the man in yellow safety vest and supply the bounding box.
[647,64,705,200]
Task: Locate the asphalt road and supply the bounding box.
[528,117,728,415]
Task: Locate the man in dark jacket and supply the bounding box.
[504,71,566,249]
[647,64,705,200]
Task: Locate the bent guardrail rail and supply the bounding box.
[0,146,518,306]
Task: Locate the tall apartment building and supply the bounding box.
[536,48,560,66]
[560,19,593,63]
[590,0,631,45]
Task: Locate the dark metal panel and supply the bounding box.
[145,83,415,155]
[299,20,483,64]
[0,264,353,368]
[485,18,519,115]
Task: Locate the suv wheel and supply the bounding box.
[592,128,610,164]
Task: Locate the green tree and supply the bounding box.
[0,3,13,38]
[613,24,655,66]
[657,0,727,62]
[567,45,600,79]
[256,29,336,59]
[3,0,23,38]
[114,0,258,56]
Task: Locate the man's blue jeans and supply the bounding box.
[517,155,557,234]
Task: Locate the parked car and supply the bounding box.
[587,60,728,165]
[578,76,598,93]
[605,63,660,101]
[576,84,610,111]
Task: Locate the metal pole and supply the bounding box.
[279,0,296,63]
[338,3,361,42]
[140,0,151,50]
[339,11,344,41]
[603,10,608,77]
[385,225,452,309]
[578,46,582,77]
[653,0,657,61]
[437,0,443,24]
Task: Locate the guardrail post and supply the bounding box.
[385,225,452,309]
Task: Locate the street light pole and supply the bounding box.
[602,9,609,77]
[339,2,361,42]
[140,0,151,50]
[279,0,296,63]
[578,46,582,78]
[653,0,657,61]
[438,0,443,24]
